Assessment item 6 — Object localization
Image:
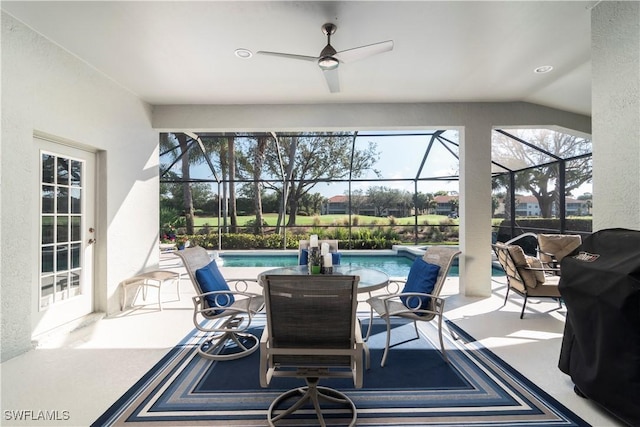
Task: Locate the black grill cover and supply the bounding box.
[558,228,640,426]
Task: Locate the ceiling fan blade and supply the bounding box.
[323,69,340,93]
[334,40,394,63]
[256,51,318,62]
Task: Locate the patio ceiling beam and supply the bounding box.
[494,129,563,161]
[415,133,437,181]
[185,132,220,183]
[159,139,196,179]
[436,132,459,161]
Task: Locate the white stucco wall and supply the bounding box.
[592,1,640,231]
[1,13,159,361]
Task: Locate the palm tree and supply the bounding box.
[252,136,269,234]
[159,133,197,234]
[227,135,238,233]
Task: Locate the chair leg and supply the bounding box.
[356,319,370,369]
[381,319,424,367]
[198,331,259,360]
[268,378,357,427]
[198,317,260,361]
[520,295,528,319]
[502,285,510,307]
[381,317,393,367]
[363,342,370,370]
[436,315,449,363]
[364,305,374,341]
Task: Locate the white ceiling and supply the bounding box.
[2,1,593,116]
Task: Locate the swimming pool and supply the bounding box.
[217,252,504,277]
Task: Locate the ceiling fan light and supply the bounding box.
[318,56,339,70]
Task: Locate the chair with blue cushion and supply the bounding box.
[366,246,461,366]
[175,246,264,361]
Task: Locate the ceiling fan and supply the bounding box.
[257,23,393,93]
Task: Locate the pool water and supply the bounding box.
[218,253,504,277]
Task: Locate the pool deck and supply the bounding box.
[0,247,621,427]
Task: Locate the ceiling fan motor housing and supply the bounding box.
[318,23,339,70]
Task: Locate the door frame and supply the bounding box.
[33,132,99,337]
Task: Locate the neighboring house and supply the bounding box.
[323,195,350,215]
[512,195,590,217]
[434,195,458,216]
[515,195,542,216]
[322,195,405,217]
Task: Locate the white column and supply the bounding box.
[459,122,493,297]
[592,1,640,231]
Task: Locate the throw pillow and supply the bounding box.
[525,255,546,285]
[401,257,441,310]
[195,261,234,314]
[299,249,341,265]
[506,245,538,288]
[299,248,309,265]
[331,252,341,265]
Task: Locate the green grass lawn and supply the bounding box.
[194,213,459,227]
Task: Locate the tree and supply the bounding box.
[263,133,380,226]
[200,136,229,229]
[492,129,591,218]
[449,197,459,216]
[161,178,216,214]
[252,136,268,234]
[299,192,326,215]
[366,186,409,217]
[346,189,368,215]
[175,134,195,234]
[227,135,238,233]
[414,191,436,214]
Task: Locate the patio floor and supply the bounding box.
[0,251,623,426]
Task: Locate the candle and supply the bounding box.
[321,242,329,255]
[309,234,319,247]
[323,253,333,267]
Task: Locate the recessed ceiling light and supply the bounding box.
[534,65,553,74]
[234,48,253,59]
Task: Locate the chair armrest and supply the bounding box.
[373,292,445,317]
[522,265,561,276]
[380,278,405,295]
[226,278,260,292]
[192,290,263,326]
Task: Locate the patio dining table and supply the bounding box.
[257,265,390,294]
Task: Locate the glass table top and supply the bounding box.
[258,265,389,293]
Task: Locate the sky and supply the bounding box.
[168,129,592,199]
[314,130,460,197]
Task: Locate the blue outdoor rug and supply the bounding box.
[93,315,588,426]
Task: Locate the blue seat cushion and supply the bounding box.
[299,249,341,266]
[400,257,441,310]
[195,261,234,314]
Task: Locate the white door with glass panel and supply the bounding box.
[36,137,95,335]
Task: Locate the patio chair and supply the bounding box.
[175,246,264,361]
[366,246,461,367]
[492,243,562,319]
[537,233,582,272]
[260,274,363,427]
